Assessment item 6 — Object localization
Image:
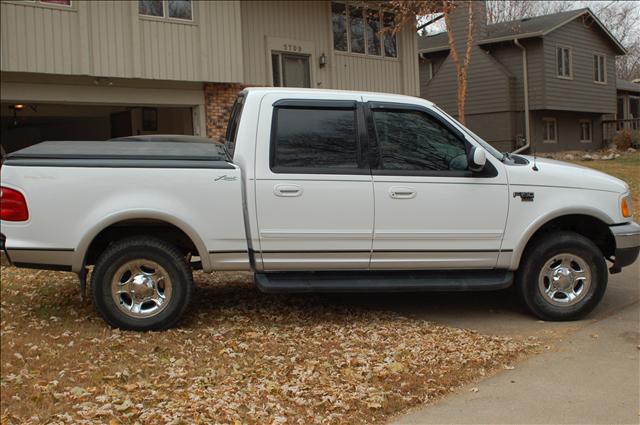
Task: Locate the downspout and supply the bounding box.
[512,38,530,154]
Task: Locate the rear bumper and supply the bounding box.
[610,222,640,271]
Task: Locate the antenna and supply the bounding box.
[532,143,539,171]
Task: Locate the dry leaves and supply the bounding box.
[1,266,538,424]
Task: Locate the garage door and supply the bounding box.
[0,76,207,155]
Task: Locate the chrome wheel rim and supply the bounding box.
[538,253,591,307]
[111,260,172,318]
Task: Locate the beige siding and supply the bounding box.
[240,0,419,95]
[1,0,244,82]
[333,54,403,93]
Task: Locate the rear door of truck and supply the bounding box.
[253,93,373,271]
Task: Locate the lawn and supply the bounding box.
[569,152,640,220]
[0,268,535,424]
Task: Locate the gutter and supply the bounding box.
[512,39,531,154]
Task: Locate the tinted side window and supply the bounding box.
[225,95,245,158]
[373,110,467,171]
[272,108,358,171]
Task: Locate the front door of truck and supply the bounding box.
[363,98,509,269]
[254,94,373,271]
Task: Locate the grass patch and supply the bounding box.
[569,152,640,219]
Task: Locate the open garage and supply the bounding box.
[0,73,207,156]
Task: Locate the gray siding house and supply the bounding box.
[418,1,626,152]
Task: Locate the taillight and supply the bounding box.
[0,186,29,221]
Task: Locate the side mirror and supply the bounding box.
[468,146,486,172]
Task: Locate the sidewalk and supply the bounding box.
[394,301,640,424]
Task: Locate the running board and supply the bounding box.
[254,270,513,293]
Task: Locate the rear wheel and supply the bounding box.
[90,236,193,331]
[516,231,607,321]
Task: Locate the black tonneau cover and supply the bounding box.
[4,141,234,169]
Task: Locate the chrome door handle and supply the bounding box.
[389,186,416,199]
[274,184,303,197]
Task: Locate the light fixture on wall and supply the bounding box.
[12,104,24,110]
[319,53,328,68]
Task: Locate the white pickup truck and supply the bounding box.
[1,88,639,330]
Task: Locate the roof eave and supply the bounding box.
[477,32,543,46]
[418,46,450,54]
[541,9,627,55]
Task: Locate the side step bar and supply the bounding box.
[255,270,513,293]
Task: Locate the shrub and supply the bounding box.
[613,130,633,150]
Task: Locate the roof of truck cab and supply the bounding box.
[242,87,434,105]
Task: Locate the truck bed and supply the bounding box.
[4,141,233,169]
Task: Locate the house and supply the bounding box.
[0,0,419,153]
[418,1,627,152]
[602,79,640,146]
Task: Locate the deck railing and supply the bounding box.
[602,118,640,145]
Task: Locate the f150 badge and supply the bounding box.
[215,175,237,181]
[513,192,535,202]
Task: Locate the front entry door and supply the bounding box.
[271,53,311,88]
[364,98,509,270]
[254,93,373,271]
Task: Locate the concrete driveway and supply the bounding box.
[387,262,640,424]
[325,261,638,424]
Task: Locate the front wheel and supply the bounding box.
[516,231,607,321]
[90,236,193,331]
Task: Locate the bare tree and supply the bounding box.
[486,0,572,24]
[443,1,474,124]
[389,0,476,123]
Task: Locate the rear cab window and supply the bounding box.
[225,94,245,159]
[270,100,366,174]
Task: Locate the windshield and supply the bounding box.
[432,105,505,161]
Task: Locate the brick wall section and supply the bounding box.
[204,83,245,141]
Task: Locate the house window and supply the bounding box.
[579,120,592,143]
[139,0,192,21]
[24,0,72,6]
[349,5,365,54]
[382,12,397,58]
[543,118,557,143]
[425,60,433,80]
[331,2,397,58]
[593,53,606,83]
[556,46,572,79]
[366,9,381,56]
[40,0,71,5]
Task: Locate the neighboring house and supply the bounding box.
[0,0,419,153]
[603,79,640,145]
[418,1,627,152]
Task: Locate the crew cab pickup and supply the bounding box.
[1,88,639,330]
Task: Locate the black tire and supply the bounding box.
[516,231,607,321]
[90,236,193,331]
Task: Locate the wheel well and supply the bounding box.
[84,219,199,266]
[525,214,615,260]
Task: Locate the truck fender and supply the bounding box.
[72,209,211,273]
[509,206,615,270]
